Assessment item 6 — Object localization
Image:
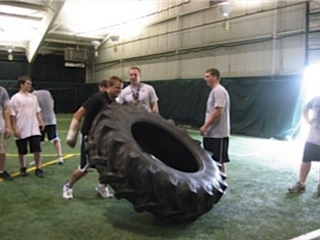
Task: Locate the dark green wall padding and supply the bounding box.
[148,76,302,140]
[0,54,302,139]
[0,75,302,140]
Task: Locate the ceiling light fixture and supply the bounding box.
[91,40,101,57]
[218,1,233,18]
[6,45,14,61]
[218,1,233,30]
[110,35,120,43]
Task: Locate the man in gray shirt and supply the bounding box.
[32,89,63,164]
[200,68,230,174]
[0,86,12,180]
[289,96,320,194]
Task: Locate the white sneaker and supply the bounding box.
[57,157,64,165]
[63,184,73,200]
[95,184,113,199]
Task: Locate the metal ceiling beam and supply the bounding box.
[27,0,66,63]
[0,1,47,12]
[45,38,94,46]
[0,12,42,21]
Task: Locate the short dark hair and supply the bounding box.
[205,68,220,80]
[108,76,123,86]
[129,66,141,74]
[18,75,31,85]
[99,79,108,88]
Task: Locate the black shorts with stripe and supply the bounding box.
[40,125,59,142]
[203,137,230,163]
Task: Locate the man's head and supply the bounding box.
[128,67,141,86]
[106,76,123,99]
[98,79,108,92]
[204,68,220,88]
[18,75,32,93]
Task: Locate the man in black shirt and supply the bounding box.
[63,76,123,200]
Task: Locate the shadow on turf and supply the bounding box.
[101,203,214,239]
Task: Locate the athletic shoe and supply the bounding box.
[20,167,28,177]
[63,184,73,200]
[35,168,44,178]
[57,157,64,165]
[0,171,13,180]
[95,184,113,199]
[288,182,305,193]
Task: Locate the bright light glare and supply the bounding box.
[117,18,149,40]
[0,16,39,43]
[299,64,320,142]
[61,1,156,38]
[302,64,320,102]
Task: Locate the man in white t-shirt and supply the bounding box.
[10,76,45,178]
[117,66,159,113]
[289,96,320,195]
[0,86,12,180]
[200,68,230,174]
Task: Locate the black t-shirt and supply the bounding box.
[81,92,113,135]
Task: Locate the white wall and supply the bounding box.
[87,0,307,82]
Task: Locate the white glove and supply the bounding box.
[66,118,80,148]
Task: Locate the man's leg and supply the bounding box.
[299,161,311,184]
[62,169,87,200]
[53,139,63,164]
[288,161,311,193]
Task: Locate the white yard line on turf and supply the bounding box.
[290,229,320,240]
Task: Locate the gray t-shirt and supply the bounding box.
[32,90,56,125]
[306,96,320,146]
[0,86,10,133]
[204,84,230,138]
[117,83,158,112]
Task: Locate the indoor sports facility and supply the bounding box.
[0,1,320,240]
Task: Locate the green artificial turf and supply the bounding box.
[0,115,319,240]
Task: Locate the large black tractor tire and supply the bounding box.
[87,103,227,222]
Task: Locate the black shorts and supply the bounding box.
[302,141,320,162]
[16,136,42,155]
[78,135,90,172]
[203,137,230,163]
[40,125,59,142]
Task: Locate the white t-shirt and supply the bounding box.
[306,96,320,146]
[10,92,41,139]
[0,86,10,133]
[204,84,230,138]
[117,83,158,112]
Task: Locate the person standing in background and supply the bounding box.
[31,88,63,165]
[200,68,230,174]
[117,66,159,112]
[0,86,13,180]
[288,96,320,195]
[10,76,45,178]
